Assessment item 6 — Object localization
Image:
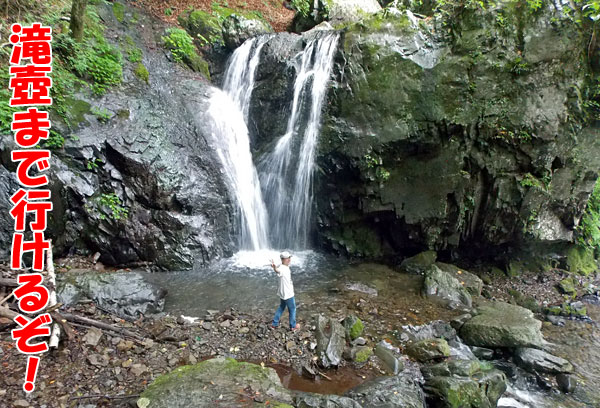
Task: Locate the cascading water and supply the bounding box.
[258,33,340,249]
[207,37,270,250]
[207,32,339,253]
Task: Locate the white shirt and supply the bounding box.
[275,264,295,300]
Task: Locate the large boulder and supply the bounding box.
[345,373,426,408]
[460,302,545,348]
[137,357,293,407]
[400,250,437,275]
[422,359,507,408]
[315,315,346,367]
[423,265,473,308]
[435,262,483,296]
[222,14,273,50]
[406,338,451,363]
[513,348,573,374]
[57,272,166,319]
[327,0,382,24]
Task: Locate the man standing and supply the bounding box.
[270,251,300,331]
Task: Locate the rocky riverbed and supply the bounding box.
[1,250,599,407]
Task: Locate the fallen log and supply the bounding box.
[0,277,18,287]
[59,312,145,341]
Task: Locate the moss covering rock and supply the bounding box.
[423,265,473,308]
[343,315,364,340]
[400,250,437,274]
[566,246,598,276]
[460,302,545,348]
[422,359,507,408]
[406,338,451,362]
[138,357,293,408]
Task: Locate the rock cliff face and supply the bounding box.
[0,4,235,269]
[310,4,600,259]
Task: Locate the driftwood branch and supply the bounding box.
[49,311,75,341]
[59,312,145,341]
[68,394,139,402]
[46,242,61,348]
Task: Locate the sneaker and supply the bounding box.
[290,323,300,332]
[269,324,279,330]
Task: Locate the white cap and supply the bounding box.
[279,251,292,259]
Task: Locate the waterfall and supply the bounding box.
[207,37,270,250]
[259,33,339,249]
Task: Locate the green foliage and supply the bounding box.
[134,63,150,83]
[0,70,20,133]
[162,28,198,64]
[577,181,600,250]
[91,106,112,122]
[519,173,544,190]
[112,2,125,22]
[162,28,210,77]
[165,7,173,16]
[86,157,103,171]
[291,0,311,17]
[42,130,66,150]
[127,47,143,63]
[97,193,129,221]
[363,153,391,182]
[508,56,530,75]
[53,7,124,96]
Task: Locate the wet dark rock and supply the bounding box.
[423,265,472,308]
[460,302,545,348]
[450,313,472,330]
[406,338,451,363]
[401,320,457,343]
[0,2,236,269]
[374,343,403,374]
[301,364,316,379]
[0,168,20,260]
[57,271,166,319]
[221,15,273,50]
[294,392,362,408]
[536,373,553,390]
[400,251,437,275]
[556,373,577,394]
[513,348,573,374]
[423,359,507,408]
[345,372,425,408]
[472,347,494,360]
[315,315,346,367]
[308,5,600,260]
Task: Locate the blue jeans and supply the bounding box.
[273,297,296,328]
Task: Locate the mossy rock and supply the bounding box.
[354,346,373,363]
[400,250,437,274]
[406,338,451,362]
[566,246,597,276]
[134,63,149,83]
[343,315,364,341]
[178,9,224,46]
[112,1,125,22]
[139,357,293,408]
[557,277,577,296]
